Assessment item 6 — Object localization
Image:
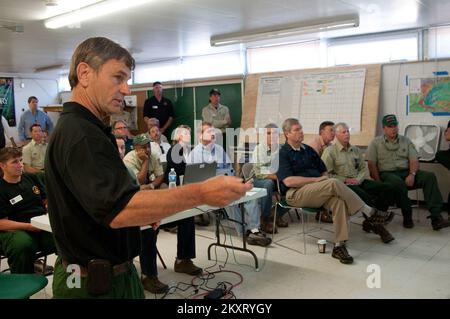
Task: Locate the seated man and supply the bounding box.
[306,121,335,223]
[435,120,450,213]
[123,134,201,294]
[251,123,288,233]
[367,115,450,230]
[321,122,395,243]
[22,124,47,183]
[277,118,392,264]
[146,118,169,144]
[149,123,171,163]
[0,147,55,273]
[112,120,134,155]
[188,122,271,247]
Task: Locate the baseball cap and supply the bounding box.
[209,88,221,96]
[133,134,150,146]
[382,114,399,127]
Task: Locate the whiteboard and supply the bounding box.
[255,69,366,133]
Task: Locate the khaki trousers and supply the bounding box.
[286,178,365,242]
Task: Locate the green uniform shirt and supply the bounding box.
[0,173,46,223]
[201,103,231,133]
[367,134,418,172]
[22,139,48,170]
[321,140,368,183]
[251,143,279,179]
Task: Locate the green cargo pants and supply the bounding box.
[348,179,396,211]
[52,257,145,299]
[380,169,443,217]
[0,230,55,273]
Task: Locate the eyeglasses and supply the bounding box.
[114,126,128,130]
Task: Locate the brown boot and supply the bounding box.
[261,216,277,234]
[276,215,288,227]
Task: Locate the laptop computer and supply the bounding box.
[183,162,217,184]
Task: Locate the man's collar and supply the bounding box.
[285,142,305,151]
[383,134,399,143]
[62,102,109,134]
[335,140,351,151]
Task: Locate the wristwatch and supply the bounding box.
[410,171,416,176]
[149,183,155,189]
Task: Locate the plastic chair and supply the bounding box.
[0,273,48,299]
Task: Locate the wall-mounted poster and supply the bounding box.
[0,77,16,126]
[409,76,450,115]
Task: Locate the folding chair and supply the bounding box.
[273,179,332,254]
[0,249,52,276]
[0,273,48,299]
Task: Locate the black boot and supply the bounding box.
[402,210,414,229]
[428,214,450,231]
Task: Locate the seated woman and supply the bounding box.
[0,147,55,273]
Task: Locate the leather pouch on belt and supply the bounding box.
[87,259,112,296]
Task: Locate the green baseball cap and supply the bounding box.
[132,134,150,146]
[382,114,399,127]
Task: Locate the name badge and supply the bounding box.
[10,195,23,205]
[152,105,158,109]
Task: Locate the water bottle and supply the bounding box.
[168,168,177,189]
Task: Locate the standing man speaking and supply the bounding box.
[45,37,251,299]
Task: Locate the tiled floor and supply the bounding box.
[3,208,449,299]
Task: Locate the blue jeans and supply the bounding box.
[253,178,287,218]
[225,200,260,235]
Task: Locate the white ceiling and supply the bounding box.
[1,0,450,75]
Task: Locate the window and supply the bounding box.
[133,59,182,84]
[428,26,450,59]
[327,32,418,66]
[247,41,322,73]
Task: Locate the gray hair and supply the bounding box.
[147,118,160,128]
[334,122,349,133]
[282,118,300,137]
[68,37,135,90]
[264,123,279,129]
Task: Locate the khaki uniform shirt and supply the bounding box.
[367,134,418,172]
[22,140,47,170]
[251,143,279,179]
[201,103,231,133]
[321,140,368,183]
[123,149,164,185]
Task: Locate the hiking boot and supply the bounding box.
[195,214,210,226]
[362,220,394,244]
[315,211,333,223]
[246,231,272,247]
[275,215,288,228]
[34,259,54,275]
[332,245,353,264]
[141,276,169,294]
[401,211,414,228]
[364,210,395,225]
[174,259,203,276]
[429,215,450,231]
[261,216,277,234]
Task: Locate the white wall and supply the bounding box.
[1,75,59,144]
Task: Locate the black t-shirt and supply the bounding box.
[45,102,140,266]
[164,144,187,185]
[143,96,174,128]
[0,173,46,223]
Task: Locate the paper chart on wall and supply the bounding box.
[255,69,366,133]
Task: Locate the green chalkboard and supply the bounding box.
[194,83,242,129]
[147,82,242,144]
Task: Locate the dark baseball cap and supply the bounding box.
[209,88,221,96]
[382,114,399,127]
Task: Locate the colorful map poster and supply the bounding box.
[409,76,450,115]
[0,77,16,126]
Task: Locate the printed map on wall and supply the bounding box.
[408,77,450,115]
[0,77,16,126]
[255,69,366,134]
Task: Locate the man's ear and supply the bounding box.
[76,62,92,88]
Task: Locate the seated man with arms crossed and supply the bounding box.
[0,147,55,273]
[277,118,393,264]
[321,122,395,243]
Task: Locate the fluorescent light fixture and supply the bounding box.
[211,15,359,47]
[44,0,153,29]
